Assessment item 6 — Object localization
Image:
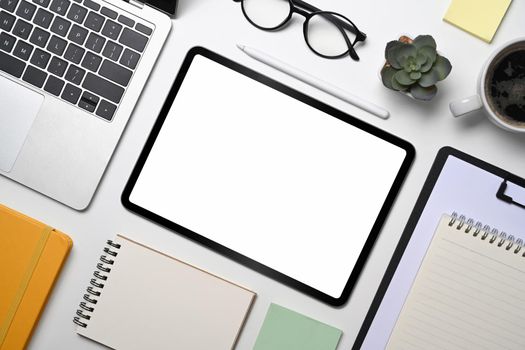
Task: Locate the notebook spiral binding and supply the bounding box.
[449,212,524,256]
[73,240,122,328]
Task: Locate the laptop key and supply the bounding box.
[50,16,70,36]
[64,64,84,84]
[61,82,81,103]
[84,11,103,32]
[12,40,33,60]
[63,42,84,63]
[78,90,98,112]
[82,72,123,104]
[47,34,66,55]
[22,64,47,87]
[68,23,87,45]
[101,19,121,40]
[78,98,95,112]
[43,73,64,95]
[101,40,121,61]
[47,55,67,76]
[119,48,139,70]
[0,49,25,77]
[95,99,115,120]
[0,32,16,52]
[85,32,104,53]
[100,6,115,19]
[32,0,49,7]
[49,0,69,15]
[16,1,36,20]
[0,10,15,30]
[33,7,53,28]
[83,0,98,11]
[0,0,19,12]
[135,22,151,36]
[29,26,49,47]
[99,59,131,86]
[81,50,100,71]
[66,3,85,23]
[117,14,132,27]
[30,47,50,68]
[13,19,33,39]
[119,27,147,52]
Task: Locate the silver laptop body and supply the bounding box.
[0,0,173,209]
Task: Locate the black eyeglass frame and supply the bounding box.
[233,0,367,61]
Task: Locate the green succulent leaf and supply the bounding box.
[413,35,437,50]
[410,71,422,80]
[398,55,411,69]
[420,57,434,72]
[432,55,452,81]
[419,55,452,87]
[391,76,409,91]
[385,41,404,56]
[418,46,437,65]
[397,44,417,60]
[385,41,405,69]
[418,70,440,87]
[410,84,437,101]
[403,59,422,73]
[417,46,437,63]
[380,66,397,90]
[416,54,427,65]
[394,70,415,86]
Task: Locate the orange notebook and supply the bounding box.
[0,204,72,350]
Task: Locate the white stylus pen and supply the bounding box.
[237,44,390,120]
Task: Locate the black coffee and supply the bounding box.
[485,42,525,127]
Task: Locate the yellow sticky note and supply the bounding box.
[443,0,512,43]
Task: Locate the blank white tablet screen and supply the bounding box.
[129,55,407,298]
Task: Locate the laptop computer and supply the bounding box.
[0,0,174,209]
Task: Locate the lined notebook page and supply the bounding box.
[387,215,525,350]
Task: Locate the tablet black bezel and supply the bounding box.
[122,46,415,306]
[352,146,525,347]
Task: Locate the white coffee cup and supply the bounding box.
[450,38,525,133]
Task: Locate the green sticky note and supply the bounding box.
[253,303,342,350]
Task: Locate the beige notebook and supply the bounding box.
[387,214,525,349]
[73,235,255,350]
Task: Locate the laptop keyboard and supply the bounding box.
[0,0,152,121]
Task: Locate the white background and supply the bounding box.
[1,0,524,349]
[129,55,407,298]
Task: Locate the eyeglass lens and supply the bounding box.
[242,0,292,30]
[305,13,357,58]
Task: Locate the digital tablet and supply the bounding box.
[122,47,414,305]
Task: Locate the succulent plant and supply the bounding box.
[381,35,452,101]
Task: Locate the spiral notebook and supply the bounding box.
[386,213,525,349]
[73,235,255,350]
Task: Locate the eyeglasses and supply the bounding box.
[233,0,367,61]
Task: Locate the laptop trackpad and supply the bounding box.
[0,76,43,173]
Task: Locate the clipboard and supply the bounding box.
[122,47,414,306]
[353,146,525,349]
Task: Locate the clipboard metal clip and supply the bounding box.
[496,179,525,210]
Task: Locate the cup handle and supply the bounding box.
[449,95,483,118]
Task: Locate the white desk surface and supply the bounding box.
[2,0,524,349]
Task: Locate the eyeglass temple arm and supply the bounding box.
[293,0,367,40]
